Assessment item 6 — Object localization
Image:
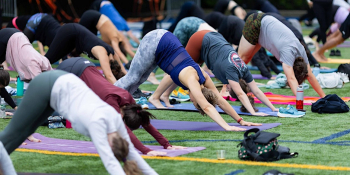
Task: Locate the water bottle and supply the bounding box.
[313,63,320,77]
[296,85,304,110]
[0,98,6,118]
[17,76,24,96]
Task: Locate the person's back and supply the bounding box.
[35,15,61,47]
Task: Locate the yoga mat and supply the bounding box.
[247,65,337,73]
[18,173,75,175]
[225,92,350,105]
[19,133,206,157]
[147,102,278,117]
[149,119,281,131]
[252,74,276,80]
[319,58,350,64]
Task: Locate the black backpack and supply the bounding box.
[337,64,350,79]
[237,128,298,161]
[311,94,349,114]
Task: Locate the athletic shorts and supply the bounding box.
[340,14,350,39]
[242,13,266,45]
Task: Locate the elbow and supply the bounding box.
[236,91,246,99]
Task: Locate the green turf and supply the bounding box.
[3,29,350,175]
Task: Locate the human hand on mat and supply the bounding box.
[5,112,13,116]
[251,112,269,116]
[240,120,262,126]
[167,145,187,150]
[225,126,246,131]
[147,151,167,156]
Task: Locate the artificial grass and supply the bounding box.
[3,31,350,175]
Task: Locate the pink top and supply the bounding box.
[334,6,349,24]
[6,32,52,81]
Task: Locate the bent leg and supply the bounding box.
[149,74,176,108]
[238,36,261,64]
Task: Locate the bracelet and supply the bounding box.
[237,117,243,123]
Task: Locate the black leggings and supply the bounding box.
[168,1,205,32]
[300,39,319,66]
[255,0,279,14]
[252,47,280,79]
[312,0,333,44]
[45,25,78,63]
[0,70,67,154]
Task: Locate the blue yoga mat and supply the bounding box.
[147,103,278,117]
[148,119,281,131]
[247,65,337,73]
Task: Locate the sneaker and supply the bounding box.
[170,89,190,101]
[329,50,336,56]
[335,49,341,56]
[132,88,149,100]
[136,97,149,109]
[178,87,189,95]
[124,60,132,70]
[277,105,306,118]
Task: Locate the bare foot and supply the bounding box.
[27,135,41,143]
[21,142,27,145]
[147,72,160,85]
[312,52,328,62]
[149,95,167,109]
[160,95,174,108]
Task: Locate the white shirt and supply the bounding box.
[50,74,158,175]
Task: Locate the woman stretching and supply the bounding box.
[79,10,135,64]
[115,29,260,131]
[22,13,61,55]
[45,23,125,83]
[238,13,325,97]
[160,30,278,116]
[91,0,140,45]
[57,57,186,156]
[0,70,158,175]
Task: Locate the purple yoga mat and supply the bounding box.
[252,74,276,80]
[19,133,206,157]
[148,119,281,131]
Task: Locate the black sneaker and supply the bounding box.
[329,50,336,56]
[132,88,149,100]
[335,49,341,56]
[125,60,132,70]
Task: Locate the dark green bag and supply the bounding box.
[237,128,298,161]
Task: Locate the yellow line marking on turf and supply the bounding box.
[16,148,350,171]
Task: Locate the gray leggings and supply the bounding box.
[114,29,167,94]
[0,70,67,154]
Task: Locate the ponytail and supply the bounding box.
[111,133,141,175]
[0,65,10,87]
[122,104,156,130]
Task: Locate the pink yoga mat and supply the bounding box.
[19,133,206,157]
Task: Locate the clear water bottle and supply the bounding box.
[0,98,6,118]
[313,64,320,77]
[296,85,304,110]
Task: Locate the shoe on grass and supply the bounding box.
[170,89,190,102]
[277,105,305,118]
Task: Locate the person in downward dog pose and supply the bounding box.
[115,29,261,131]
[57,57,186,156]
[91,0,141,45]
[238,13,325,97]
[157,30,278,116]
[45,23,125,83]
[0,70,158,175]
[22,13,61,55]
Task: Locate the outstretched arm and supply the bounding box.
[37,41,46,55]
[247,80,278,111]
[127,31,140,45]
[306,64,326,97]
[91,46,117,84]
[283,63,299,96]
[111,40,129,63]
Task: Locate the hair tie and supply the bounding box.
[122,158,127,163]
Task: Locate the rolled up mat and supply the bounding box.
[147,102,278,117]
[148,119,281,131]
[247,65,337,73]
[19,133,206,157]
[224,92,350,105]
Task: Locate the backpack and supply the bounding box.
[337,64,350,79]
[237,128,298,161]
[316,73,344,88]
[311,94,349,114]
